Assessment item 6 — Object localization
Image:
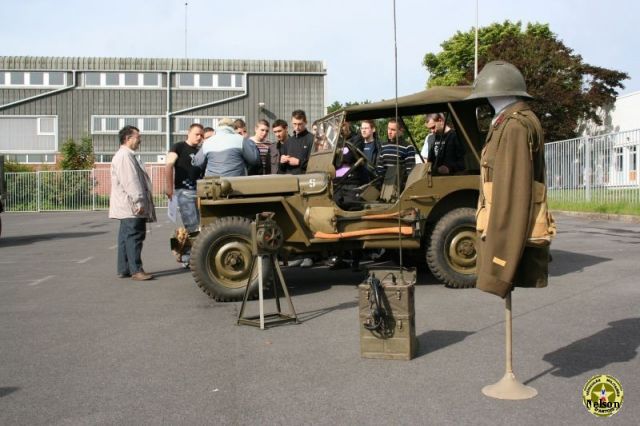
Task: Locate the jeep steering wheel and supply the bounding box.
[344,141,376,177]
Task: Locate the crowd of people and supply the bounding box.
[108,108,467,278]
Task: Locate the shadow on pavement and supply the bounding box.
[415,330,475,358]
[152,267,192,278]
[524,317,640,384]
[0,387,20,398]
[0,231,108,247]
[296,300,359,323]
[284,266,364,297]
[549,249,610,276]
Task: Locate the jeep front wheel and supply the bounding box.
[426,207,477,288]
[190,216,271,301]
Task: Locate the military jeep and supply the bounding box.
[191,86,487,301]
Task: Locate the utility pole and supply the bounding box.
[474,0,479,78]
[184,2,188,59]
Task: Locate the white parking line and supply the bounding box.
[109,245,117,250]
[28,275,55,286]
[77,257,93,264]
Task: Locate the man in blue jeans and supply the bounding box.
[109,125,157,281]
[165,123,204,234]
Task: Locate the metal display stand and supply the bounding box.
[482,292,537,399]
[237,213,298,329]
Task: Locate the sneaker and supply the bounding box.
[287,259,303,267]
[117,273,131,279]
[131,271,154,281]
[300,258,314,268]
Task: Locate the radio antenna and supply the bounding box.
[392,0,404,270]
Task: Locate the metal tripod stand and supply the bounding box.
[237,213,298,329]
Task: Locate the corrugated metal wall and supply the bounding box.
[0,57,326,161]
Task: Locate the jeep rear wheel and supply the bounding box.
[426,207,477,288]
[191,216,272,301]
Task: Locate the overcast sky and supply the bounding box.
[3,0,638,105]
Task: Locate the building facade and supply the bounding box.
[0,56,326,164]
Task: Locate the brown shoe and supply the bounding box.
[131,271,154,281]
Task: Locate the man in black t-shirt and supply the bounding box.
[165,123,204,233]
[279,110,313,175]
[426,113,466,175]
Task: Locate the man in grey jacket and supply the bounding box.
[192,117,260,176]
[109,125,157,281]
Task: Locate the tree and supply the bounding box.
[60,136,95,170]
[327,101,343,114]
[423,21,629,141]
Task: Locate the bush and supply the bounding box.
[60,137,95,170]
[4,159,34,172]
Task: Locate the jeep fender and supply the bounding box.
[199,196,311,246]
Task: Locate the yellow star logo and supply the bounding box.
[593,385,612,403]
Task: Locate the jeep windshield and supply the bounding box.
[311,111,344,155]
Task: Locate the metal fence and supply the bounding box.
[4,165,168,212]
[4,130,640,212]
[546,129,640,205]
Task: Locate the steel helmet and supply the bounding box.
[466,60,533,100]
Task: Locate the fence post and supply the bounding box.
[92,169,96,211]
[585,137,591,202]
[36,170,41,212]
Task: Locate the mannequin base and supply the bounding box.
[482,372,537,400]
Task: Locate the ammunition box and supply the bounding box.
[359,268,417,360]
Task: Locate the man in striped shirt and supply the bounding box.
[247,119,272,175]
[376,119,416,184]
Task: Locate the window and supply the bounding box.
[96,154,113,163]
[10,72,24,85]
[83,72,160,88]
[143,117,159,132]
[93,116,102,132]
[179,73,195,87]
[30,72,44,85]
[629,146,637,172]
[0,71,67,87]
[175,73,244,89]
[105,73,119,86]
[38,117,56,135]
[199,73,213,87]
[172,116,239,134]
[218,74,231,87]
[143,73,158,86]
[105,117,120,131]
[123,117,138,127]
[199,117,215,128]
[0,116,58,158]
[614,147,624,172]
[234,74,243,88]
[85,72,101,86]
[176,117,193,132]
[91,116,164,134]
[49,72,65,85]
[124,73,138,86]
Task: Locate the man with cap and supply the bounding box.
[467,60,551,298]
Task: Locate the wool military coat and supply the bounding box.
[476,101,550,298]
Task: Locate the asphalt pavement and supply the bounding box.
[0,211,638,425]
